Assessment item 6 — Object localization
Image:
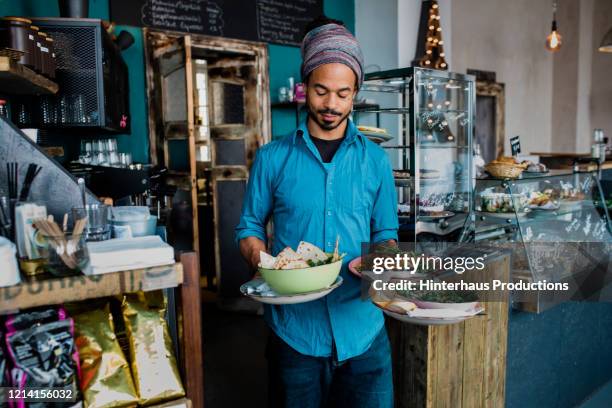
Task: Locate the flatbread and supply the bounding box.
[274,247,309,269]
[296,241,328,263]
[259,251,276,269]
[386,300,417,314]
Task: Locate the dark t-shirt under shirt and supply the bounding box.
[310,134,346,163]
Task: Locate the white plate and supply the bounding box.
[527,204,560,211]
[363,132,394,144]
[240,276,343,305]
[419,211,455,221]
[559,200,586,211]
[394,178,412,187]
[379,305,485,326]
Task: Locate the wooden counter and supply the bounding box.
[532,152,612,171]
[0,263,183,313]
[387,251,511,408]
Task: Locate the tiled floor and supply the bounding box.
[579,380,612,408]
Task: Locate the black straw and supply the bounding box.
[6,162,18,200]
[19,163,42,202]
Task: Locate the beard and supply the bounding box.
[306,103,351,131]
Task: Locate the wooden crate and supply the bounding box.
[387,253,510,408]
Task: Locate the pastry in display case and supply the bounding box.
[475,169,612,312]
[353,67,475,242]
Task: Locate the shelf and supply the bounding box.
[395,177,469,187]
[384,144,468,149]
[475,205,592,224]
[353,107,411,114]
[0,56,58,95]
[272,101,380,111]
[476,169,577,181]
[0,263,183,313]
[418,109,468,114]
[360,83,407,93]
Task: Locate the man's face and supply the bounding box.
[305,63,357,131]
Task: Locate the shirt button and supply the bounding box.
[327,241,332,246]
[327,210,332,216]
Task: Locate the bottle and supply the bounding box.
[0,99,8,119]
[600,137,608,164]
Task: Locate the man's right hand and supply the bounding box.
[239,236,268,271]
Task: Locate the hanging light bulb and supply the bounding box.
[545,1,562,52]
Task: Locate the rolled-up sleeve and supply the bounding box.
[235,146,273,244]
[370,156,399,243]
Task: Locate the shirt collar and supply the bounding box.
[293,118,366,148]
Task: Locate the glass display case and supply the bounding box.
[354,67,475,242]
[475,170,612,312]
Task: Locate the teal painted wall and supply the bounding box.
[0,0,355,160]
[270,0,355,138]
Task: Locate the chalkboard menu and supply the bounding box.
[109,0,324,46]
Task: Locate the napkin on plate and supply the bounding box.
[243,279,277,297]
[407,307,483,319]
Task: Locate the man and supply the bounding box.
[236,17,398,408]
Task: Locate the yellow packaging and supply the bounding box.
[73,304,139,408]
[122,292,185,406]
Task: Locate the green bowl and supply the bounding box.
[259,258,343,295]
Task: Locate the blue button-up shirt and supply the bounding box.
[235,119,398,361]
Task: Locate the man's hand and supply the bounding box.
[239,236,268,271]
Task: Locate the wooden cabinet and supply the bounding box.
[144,29,271,296]
[387,252,510,408]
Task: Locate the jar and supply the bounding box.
[44,36,56,78]
[30,25,42,73]
[0,17,36,69]
[37,31,50,77]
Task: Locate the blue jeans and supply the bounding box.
[266,328,393,408]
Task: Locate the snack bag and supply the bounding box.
[122,293,184,406]
[6,319,81,408]
[73,304,138,408]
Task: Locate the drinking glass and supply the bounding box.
[72,204,110,241]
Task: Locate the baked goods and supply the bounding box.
[484,157,528,178]
[525,162,548,173]
[420,169,441,179]
[528,192,559,210]
[480,192,528,213]
[259,241,340,269]
[393,170,411,179]
[357,125,387,134]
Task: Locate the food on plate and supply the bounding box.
[397,289,479,303]
[357,125,388,134]
[528,191,559,209]
[420,169,440,179]
[397,204,411,216]
[259,241,341,270]
[420,210,448,217]
[418,196,445,213]
[393,170,411,179]
[525,161,548,173]
[480,192,528,213]
[374,299,417,314]
[560,183,586,201]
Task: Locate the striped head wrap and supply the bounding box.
[301,23,364,88]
